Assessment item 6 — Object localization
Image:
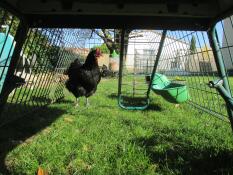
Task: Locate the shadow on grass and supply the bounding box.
[108,93,163,111]
[133,129,233,174]
[30,95,51,104]
[56,98,74,104]
[107,93,118,99]
[0,103,66,174]
[144,104,162,111]
[30,96,74,105]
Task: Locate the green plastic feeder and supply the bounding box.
[151,73,190,103]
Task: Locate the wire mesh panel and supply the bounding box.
[0,25,112,126]
[218,16,233,98]
[0,27,65,125]
[155,19,233,121]
[118,25,233,120]
[50,29,107,102]
[119,30,162,109]
[156,30,228,119]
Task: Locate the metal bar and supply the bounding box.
[27,14,210,30]
[210,6,233,30]
[208,26,233,131]
[146,30,167,97]
[0,1,25,21]
[219,20,233,94]
[117,29,125,102]
[209,79,233,108]
[0,20,28,115]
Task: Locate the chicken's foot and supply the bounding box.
[75,98,79,108]
[86,98,90,107]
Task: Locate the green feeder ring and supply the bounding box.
[151,73,190,103]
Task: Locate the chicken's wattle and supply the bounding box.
[95,48,101,58]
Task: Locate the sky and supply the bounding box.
[60,19,225,50]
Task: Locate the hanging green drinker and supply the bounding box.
[151,73,190,103]
[110,50,119,58]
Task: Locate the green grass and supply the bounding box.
[1,78,233,175]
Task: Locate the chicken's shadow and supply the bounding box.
[107,93,118,99]
[0,103,66,174]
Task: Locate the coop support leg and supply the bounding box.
[208,26,233,132]
[117,29,125,106]
[0,21,29,116]
[146,30,167,97]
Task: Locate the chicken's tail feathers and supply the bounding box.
[70,58,82,68]
[63,69,68,75]
[65,80,71,90]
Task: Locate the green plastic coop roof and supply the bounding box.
[1,0,233,30]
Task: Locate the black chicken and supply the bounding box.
[65,48,102,107]
[101,64,113,77]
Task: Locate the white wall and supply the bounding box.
[222,15,233,71]
[126,31,190,73]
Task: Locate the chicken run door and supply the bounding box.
[0,4,232,131]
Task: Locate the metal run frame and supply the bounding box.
[0,4,233,131]
[208,25,233,130]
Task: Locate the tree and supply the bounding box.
[190,35,196,54]
[91,29,143,56]
[91,29,121,55]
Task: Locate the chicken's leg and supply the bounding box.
[86,97,90,107]
[75,98,79,108]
